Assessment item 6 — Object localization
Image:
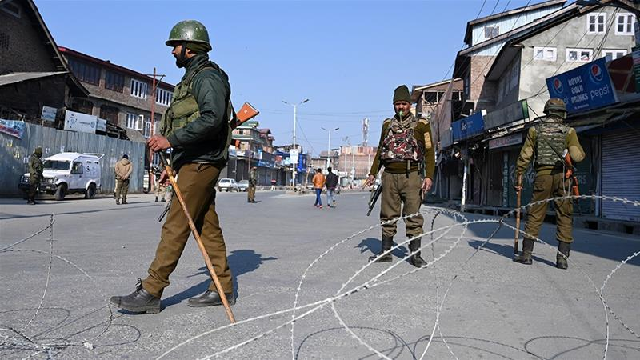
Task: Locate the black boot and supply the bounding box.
[369,236,393,262]
[408,238,427,267]
[155,197,158,202]
[514,238,534,265]
[110,280,161,314]
[556,241,570,270]
[188,290,236,307]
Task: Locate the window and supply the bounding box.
[126,113,143,130]
[71,162,83,174]
[566,48,593,62]
[105,71,125,92]
[602,49,627,61]
[1,1,21,18]
[143,119,151,138]
[587,13,606,34]
[424,92,437,103]
[130,78,148,99]
[155,88,173,106]
[533,46,557,61]
[616,13,635,35]
[67,58,101,85]
[484,25,499,39]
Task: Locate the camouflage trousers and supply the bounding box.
[380,171,424,238]
[524,172,574,243]
[115,178,129,202]
[248,184,256,202]
[143,163,233,298]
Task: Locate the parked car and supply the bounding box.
[19,152,102,200]
[237,179,250,192]
[217,178,238,192]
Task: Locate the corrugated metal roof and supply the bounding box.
[0,71,68,87]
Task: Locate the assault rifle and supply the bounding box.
[540,136,579,196]
[367,181,382,216]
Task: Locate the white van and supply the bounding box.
[19,152,102,200]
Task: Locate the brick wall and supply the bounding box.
[0,2,58,74]
[469,55,496,110]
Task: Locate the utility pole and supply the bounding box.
[283,99,309,189]
[144,67,166,193]
[322,127,339,169]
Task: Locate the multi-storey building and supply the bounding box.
[58,47,174,142]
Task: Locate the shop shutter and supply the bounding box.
[601,132,640,222]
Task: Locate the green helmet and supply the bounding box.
[543,98,566,115]
[166,20,211,50]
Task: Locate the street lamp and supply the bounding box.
[321,127,339,168]
[283,98,309,189]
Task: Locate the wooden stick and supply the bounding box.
[514,174,523,257]
[159,152,235,323]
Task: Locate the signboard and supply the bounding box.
[41,106,57,122]
[546,57,618,114]
[297,153,307,172]
[64,110,97,134]
[451,110,485,142]
[96,118,107,132]
[484,100,529,130]
[488,133,523,149]
[0,119,26,139]
[289,149,299,166]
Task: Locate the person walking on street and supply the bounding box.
[313,168,325,209]
[365,85,435,267]
[27,147,43,205]
[110,20,236,313]
[513,98,585,269]
[325,166,338,208]
[248,166,257,203]
[114,154,132,205]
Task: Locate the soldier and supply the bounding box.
[27,147,43,205]
[114,154,132,205]
[248,166,257,203]
[110,20,235,313]
[514,98,585,269]
[365,85,435,267]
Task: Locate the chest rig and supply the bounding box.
[380,116,423,163]
[160,62,230,138]
[535,118,569,167]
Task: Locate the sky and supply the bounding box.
[36,0,538,156]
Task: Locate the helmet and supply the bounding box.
[166,20,211,50]
[543,98,566,115]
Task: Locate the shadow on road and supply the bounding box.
[162,249,277,307]
[467,240,556,267]
[356,237,408,260]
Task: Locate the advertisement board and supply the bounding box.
[64,110,98,134]
[41,106,57,122]
[546,57,618,114]
[451,110,485,142]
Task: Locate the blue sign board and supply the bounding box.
[451,110,485,142]
[297,154,307,172]
[546,57,618,114]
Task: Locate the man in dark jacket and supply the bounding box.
[27,147,43,205]
[325,167,339,208]
[110,20,235,313]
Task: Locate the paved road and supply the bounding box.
[1,190,639,359]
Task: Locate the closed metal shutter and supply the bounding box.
[601,131,640,222]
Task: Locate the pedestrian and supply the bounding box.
[155,167,170,202]
[110,20,236,313]
[513,98,585,269]
[312,168,325,209]
[270,178,276,191]
[325,166,338,208]
[27,146,43,205]
[248,166,257,203]
[365,85,435,267]
[114,154,132,205]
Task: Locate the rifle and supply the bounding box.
[563,151,579,196]
[367,182,383,216]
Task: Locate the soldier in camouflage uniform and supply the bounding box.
[248,166,257,203]
[111,20,235,313]
[514,98,585,269]
[27,147,43,205]
[366,85,435,267]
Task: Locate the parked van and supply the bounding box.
[19,152,102,200]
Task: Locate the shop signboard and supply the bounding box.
[488,133,522,149]
[41,106,57,122]
[64,110,97,134]
[546,57,617,114]
[451,110,485,142]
